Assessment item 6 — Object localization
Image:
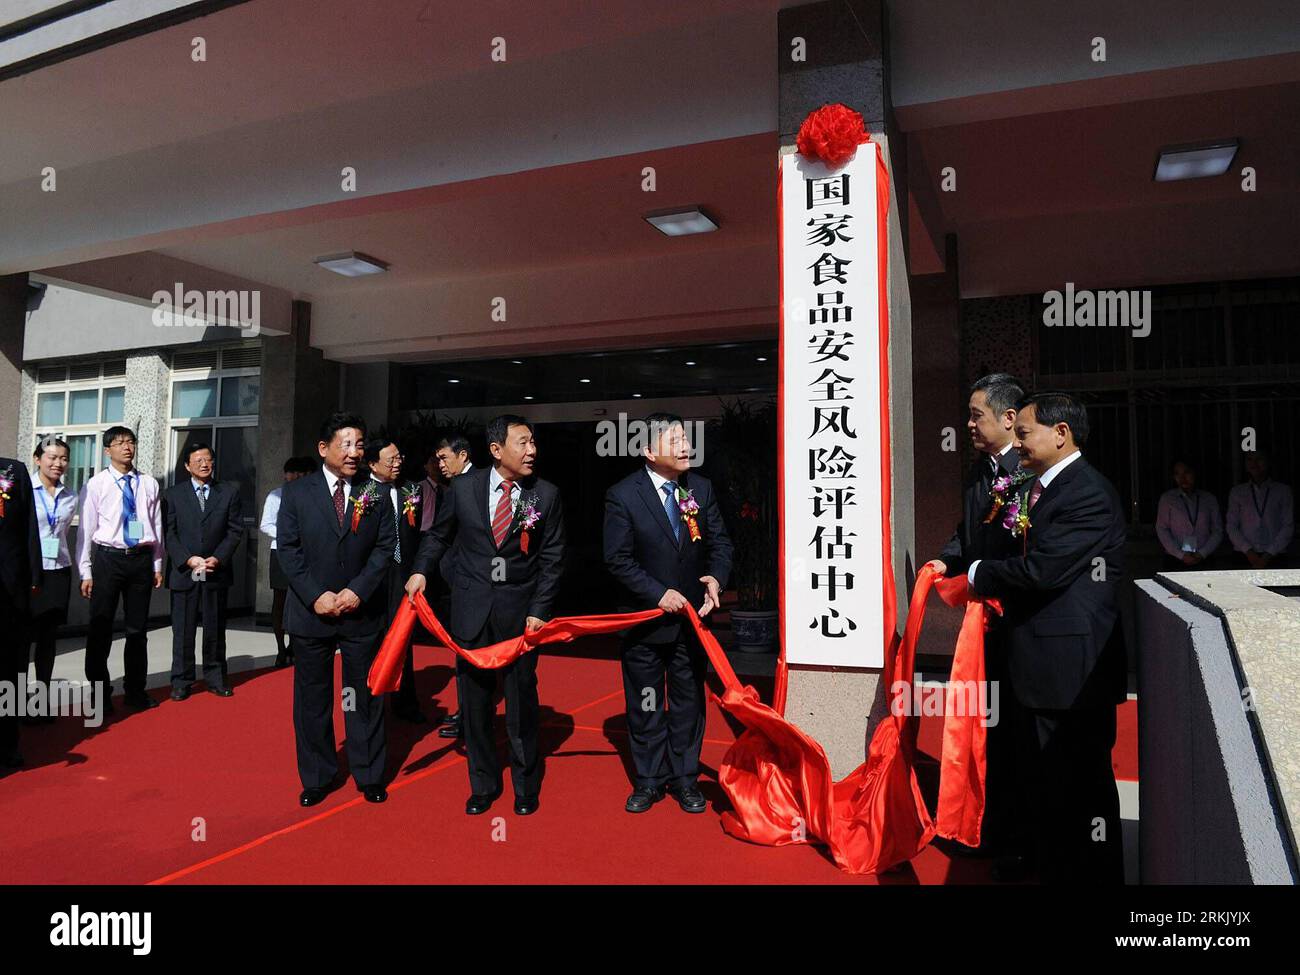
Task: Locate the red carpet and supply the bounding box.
[0,642,1137,885]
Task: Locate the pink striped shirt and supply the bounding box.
[77,466,166,576]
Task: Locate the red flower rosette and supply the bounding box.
[795,103,869,168]
[406,508,416,528]
[351,506,362,533]
[520,530,530,555]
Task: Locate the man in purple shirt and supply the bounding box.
[77,426,165,713]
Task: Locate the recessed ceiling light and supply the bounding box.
[313,251,389,276]
[579,378,592,383]
[756,357,767,362]
[632,393,642,398]
[644,207,718,237]
[685,361,697,366]
[1154,139,1239,182]
[524,395,534,400]
[511,360,523,365]
[448,379,459,384]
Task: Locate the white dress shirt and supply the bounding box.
[968,450,1081,584]
[1226,479,1294,555]
[77,466,165,576]
[322,464,354,505]
[259,486,282,549]
[1156,488,1223,559]
[30,470,76,570]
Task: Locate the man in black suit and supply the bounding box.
[406,414,565,816]
[927,373,1028,861]
[278,413,396,806]
[365,436,426,724]
[603,413,732,814]
[967,392,1127,884]
[163,443,244,700]
[0,456,41,770]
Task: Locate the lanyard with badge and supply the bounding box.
[1180,492,1200,553]
[116,471,143,545]
[36,485,63,559]
[1252,484,1270,520]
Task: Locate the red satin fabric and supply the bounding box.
[366,563,994,875]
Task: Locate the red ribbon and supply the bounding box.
[368,563,995,874]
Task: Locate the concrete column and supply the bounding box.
[778,0,914,777]
[254,300,341,615]
[0,274,28,458]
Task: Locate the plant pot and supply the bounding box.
[730,609,779,653]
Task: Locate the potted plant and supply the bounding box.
[706,398,778,652]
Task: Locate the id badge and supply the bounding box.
[1181,538,1197,553]
[126,519,143,540]
[41,537,60,559]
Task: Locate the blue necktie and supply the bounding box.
[121,473,139,545]
[196,484,207,513]
[662,481,682,542]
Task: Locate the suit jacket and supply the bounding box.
[276,469,397,639]
[0,458,41,613]
[938,448,1028,576]
[163,479,244,590]
[370,476,423,574]
[603,468,733,645]
[971,457,1127,711]
[412,466,565,643]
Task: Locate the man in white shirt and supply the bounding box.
[77,426,165,713]
[1226,451,1294,569]
[260,456,315,667]
[1155,460,1223,571]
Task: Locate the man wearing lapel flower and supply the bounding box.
[277,413,396,807]
[405,414,566,816]
[603,413,732,814]
[927,373,1029,863]
[965,392,1127,884]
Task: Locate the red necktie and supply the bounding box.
[1027,479,1044,510]
[491,480,514,547]
[333,479,346,527]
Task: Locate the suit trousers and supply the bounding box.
[85,546,154,697]
[0,587,29,757]
[382,560,418,711]
[458,614,540,798]
[621,627,706,791]
[292,629,387,789]
[1013,701,1123,884]
[169,584,229,689]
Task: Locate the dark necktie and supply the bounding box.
[391,486,401,563]
[492,480,514,547]
[197,484,207,513]
[333,479,346,528]
[662,481,682,542]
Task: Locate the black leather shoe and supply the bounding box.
[170,686,191,702]
[465,792,496,815]
[668,784,707,813]
[124,693,159,711]
[361,784,388,803]
[208,686,234,698]
[514,795,539,816]
[625,786,665,813]
[300,787,328,807]
[394,704,426,724]
[438,712,462,739]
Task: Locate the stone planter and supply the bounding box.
[730,609,779,653]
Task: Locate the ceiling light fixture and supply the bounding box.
[644,207,718,237]
[1153,139,1239,182]
[313,252,389,277]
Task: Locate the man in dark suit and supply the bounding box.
[0,456,41,770]
[365,436,426,724]
[278,413,396,807]
[163,443,244,699]
[406,414,565,816]
[927,373,1029,862]
[967,392,1127,885]
[433,434,474,740]
[603,413,732,814]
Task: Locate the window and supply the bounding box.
[30,362,132,494]
[167,344,260,508]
